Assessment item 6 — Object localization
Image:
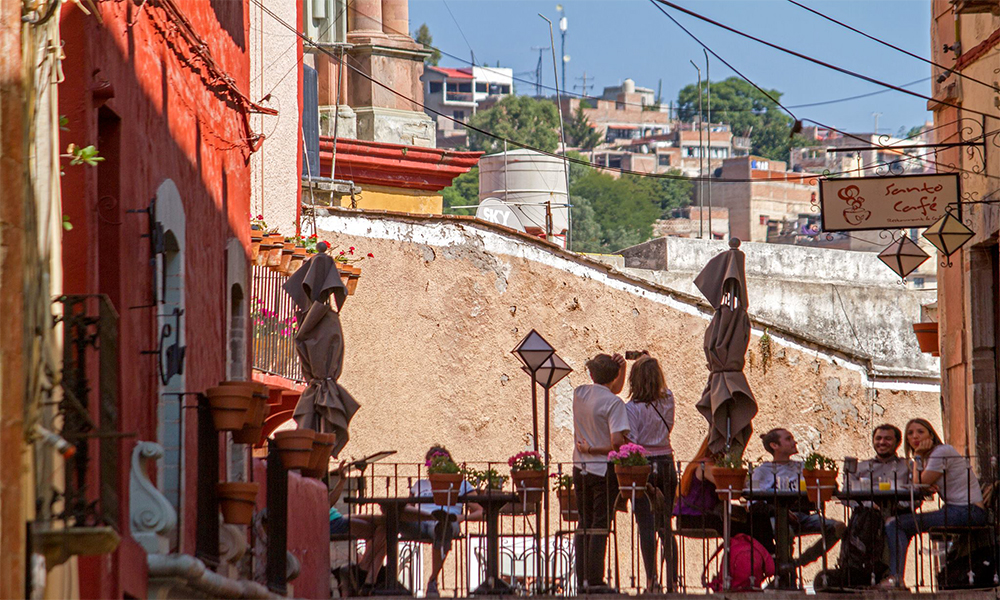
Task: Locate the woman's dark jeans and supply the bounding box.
[886,504,988,577]
[631,455,678,590]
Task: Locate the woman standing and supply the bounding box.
[881,418,987,589]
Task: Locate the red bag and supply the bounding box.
[703,533,776,592]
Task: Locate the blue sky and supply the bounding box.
[409,0,933,135]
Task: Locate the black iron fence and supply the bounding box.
[250,265,302,383]
[325,456,999,596]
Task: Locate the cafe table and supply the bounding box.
[742,488,834,590]
[345,496,436,596]
[464,491,519,595]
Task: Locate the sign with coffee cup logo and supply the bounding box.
[819,173,959,232]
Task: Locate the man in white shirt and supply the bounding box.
[572,353,630,591]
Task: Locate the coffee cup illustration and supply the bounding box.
[838,185,871,225]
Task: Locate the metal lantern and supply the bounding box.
[877,235,930,279]
[512,329,555,372]
[922,211,975,257]
[526,353,572,390]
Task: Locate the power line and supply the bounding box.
[441,0,477,66]
[787,77,930,109]
[785,0,999,94]
[650,0,997,122]
[249,0,995,185]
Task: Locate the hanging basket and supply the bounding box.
[710,467,747,500]
[273,429,316,470]
[428,472,464,506]
[218,482,259,525]
[614,464,651,498]
[913,322,939,355]
[802,468,838,503]
[557,488,578,521]
[205,386,252,431]
[511,469,548,506]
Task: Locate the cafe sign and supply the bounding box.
[819,173,959,232]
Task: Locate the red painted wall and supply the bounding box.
[59,1,253,597]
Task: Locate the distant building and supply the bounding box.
[600,80,657,107]
[421,65,513,146]
[589,122,744,178]
[654,206,730,240]
[789,126,934,177]
[559,78,673,145]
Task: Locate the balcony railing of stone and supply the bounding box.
[250,264,303,383]
[327,457,999,596]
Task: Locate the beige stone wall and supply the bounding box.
[315,209,939,469]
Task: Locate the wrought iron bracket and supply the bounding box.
[127,197,165,306]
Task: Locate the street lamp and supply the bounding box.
[922,211,975,257]
[512,329,555,450]
[877,234,930,279]
[557,5,567,95]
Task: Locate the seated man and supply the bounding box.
[850,424,912,506]
[361,446,482,597]
[752,428,846,573]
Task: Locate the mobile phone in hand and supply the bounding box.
[624,350,644,360]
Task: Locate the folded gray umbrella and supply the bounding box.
[282,253,359,457]
[693,239,758,456]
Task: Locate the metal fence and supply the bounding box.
[250,265,303,383]
[327,457,999,596]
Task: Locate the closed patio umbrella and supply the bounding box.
[693,238,758,456]
[282,251,359,457]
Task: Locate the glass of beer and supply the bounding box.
[878,476,892,491]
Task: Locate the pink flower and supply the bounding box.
[349,247,355,254]
[367,252,374,258]
[340,250,346,256]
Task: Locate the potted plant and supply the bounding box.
[301,433,337,478]
[802,452,839,503]
[509,451,547,505]
[427,450,463,506]
[552,473,578,521]
[333,246,372,295]
[913,321,939,355]
[265,234,284,268]
[462,466,508,493]
[711,449,749,500]
[610,443,651,497]
[217,481,259,525]
[205,385,252,431]
[273,429,316,470]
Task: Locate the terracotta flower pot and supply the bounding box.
[338,264,351,289]
[346,265,361,295]
[250,235,262,261]
[266,237,283,267]
[557,488,578,521]
[205,386,252,431]
[217,482,259,525]
[512,469,548,505]
[614,464,652,498]
[428,472,464,506]
[273,429,316,470]
[304,433,337,477]
[803,468,838,503]
[279,242,295,274]
[913,322,939,355]
[711,466,748,500]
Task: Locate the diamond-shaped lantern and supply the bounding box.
[532,353,573,390]
[512,329,555,372]
[878,235,930,279]
[922,212,975,257]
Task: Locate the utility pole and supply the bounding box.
[691,60,704,239]
[557,5,568,97]
[704,49,712,240]
[531,46,549,97]
[872,112,882,134]
[574,72,593,97]
[541,14,570,250]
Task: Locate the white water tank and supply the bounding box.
[478,149,568,241]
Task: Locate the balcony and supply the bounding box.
[251,265,303,383]
[952,0,1000,14]
[445,91,475,103]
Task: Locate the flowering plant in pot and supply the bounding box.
[508,451,547,505]
[333,247,372,295]
[711,448,749,500]
[802,452,839,502]
[551,473,578,521]
[461,466,508,493]
[427,451,463,506]
[609,443,651,496]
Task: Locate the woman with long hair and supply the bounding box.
[880,418,986,589]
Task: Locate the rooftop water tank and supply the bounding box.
[478,149,568,240]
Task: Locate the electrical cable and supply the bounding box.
[250,0,994,185]
[440,0,477,65]
[787,77,930,109]
[650,0,997,121]
[785,0,999,94]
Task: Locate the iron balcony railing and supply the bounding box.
[250,265,303,383]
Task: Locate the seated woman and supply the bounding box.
[880,418,988,589]
[674,436,775,553]
[328,460,385,594]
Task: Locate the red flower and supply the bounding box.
[349,247,355,254]
[309,233,317,239]
[339,250,345,255]
[367,252,374,258]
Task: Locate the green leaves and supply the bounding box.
[63,144,104,166]
[467,95,560,155]
[414,24,441,66]
[565,104,602,150]
[441,166,479,215]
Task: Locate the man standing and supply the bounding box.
[572,353,630,591]
[752,428,846,573]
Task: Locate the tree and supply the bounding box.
[415,24,441,66]
[565,104,602,149]
[466,95,560,154]
[569,170,661,252]
[441,167,479,215]
[677,77,795,162]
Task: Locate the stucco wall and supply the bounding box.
[311,209,939,471]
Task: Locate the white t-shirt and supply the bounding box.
[573,383,630,476]
[410,479,474,516]
[625,391,675,456]
[751,461,804,491]
[923,444,983,505]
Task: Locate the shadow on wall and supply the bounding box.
[210,0,245,51]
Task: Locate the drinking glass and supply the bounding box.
[878,476,892,491]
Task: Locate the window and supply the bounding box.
[476,82,487,93]
[446,82,458,92]
[499,84,511,94]
[658,154,671,166]
[454,110,466,122]
[458,82,472,93]
[429,81,443,94]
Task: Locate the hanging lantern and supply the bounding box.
[922,211,975,257]
[878,235,929,279]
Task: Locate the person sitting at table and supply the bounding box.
[674,436,775,553]
[328,460,384,595]
[880,418,987,590]
[360,445,483,597]
[623,353,677,592]
[850,424,914,514]
[752,428,845,572]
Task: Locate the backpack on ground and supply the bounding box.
[703,533,775,592]
[835,505,888,587]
